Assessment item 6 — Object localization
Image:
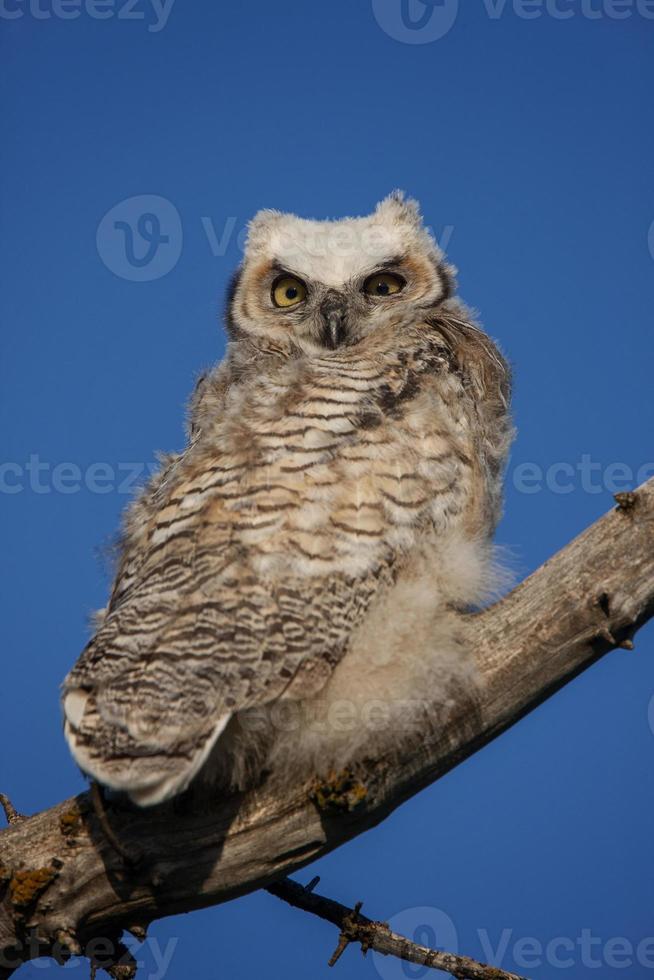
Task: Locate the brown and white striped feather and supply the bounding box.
[63,310,510,804]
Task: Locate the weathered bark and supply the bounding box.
[1,479,653,976]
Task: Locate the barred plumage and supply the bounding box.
[63,193,512,805]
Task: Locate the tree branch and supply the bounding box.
[266,877,527,980]
[1,478,653,976]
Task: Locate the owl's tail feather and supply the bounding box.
[63,687,231,807]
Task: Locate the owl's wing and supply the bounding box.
[63,520,374,805]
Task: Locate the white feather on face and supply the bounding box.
[228,191,456,354]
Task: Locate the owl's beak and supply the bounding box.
[320,293,348,349]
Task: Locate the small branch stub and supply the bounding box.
[0,795,23,827]
[328,901,364,967]
[614,491,637,512]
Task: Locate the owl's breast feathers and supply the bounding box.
[63,312,511,804]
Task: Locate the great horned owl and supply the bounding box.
[63,193,512,806]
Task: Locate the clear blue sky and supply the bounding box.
[2,2,654,978]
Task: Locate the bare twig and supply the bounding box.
[266,877,527,980]
[0,477,653,973]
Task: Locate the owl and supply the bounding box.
[62,193,512,806]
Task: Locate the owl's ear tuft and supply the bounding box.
[375,190,422,228]
[246,208,285,252]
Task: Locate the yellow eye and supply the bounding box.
[363,272,405,297]
[272,275,307,308]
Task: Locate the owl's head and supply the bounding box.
[227,192,455,354]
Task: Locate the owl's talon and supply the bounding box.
[309,769,368,812]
